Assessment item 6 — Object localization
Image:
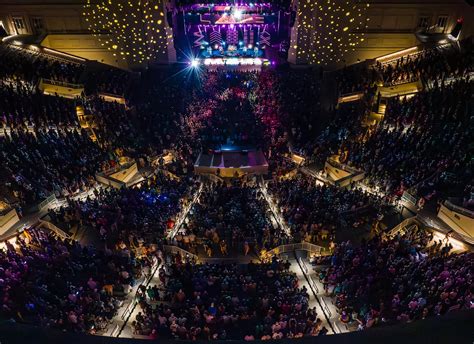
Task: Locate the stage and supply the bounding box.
[194,145,268,177]
[200,45,264,58]
[193,57,270,70]
[174,1,291,70]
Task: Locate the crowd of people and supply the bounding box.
[0,35,472,342]
[49,172,196,247]
[376,41,473,86]
[1,128,109,205]
[0,80,79,129]
[0,44,84,85]
[341,78,473,198]
[317,228,473,329]
[83,67,133,97]
[268,173,385,243]
[174,180,281,256]
[133,259,329,340]
[0,227,153,333]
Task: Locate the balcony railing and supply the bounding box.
[41,78,84,89]
[444,200,474,219]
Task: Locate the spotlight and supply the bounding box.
[190,59,199,67]
[233,9,243,20]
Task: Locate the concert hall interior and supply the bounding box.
[0,0,473,343]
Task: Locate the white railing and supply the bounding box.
[259,179,291,237]
[37,193,57,211]
[166,183,203,240]
[38,216,71,240]
[444,200,474,218]
[265,242,327,259]
[117,259,160,337]
[41,78,84,89]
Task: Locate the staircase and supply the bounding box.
[377,98,387,115]
[76,103,98,142]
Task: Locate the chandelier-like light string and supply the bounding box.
[291,0,370,64]
[83,0,170,63]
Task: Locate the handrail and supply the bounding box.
[375,46,420,64]
[41,78,84,89]
[117,259,160,337]
[37,193,57,211]
[166,183,203,240]
[298,257,308,274]
[109,324,120,337]
[328,159,363,175]
[101,161,134,176]
[120,296,136,322]
[38,215,71,240]
[385,217,418,238]
[163,245,199,262]
[320,293,333,318]
[259,178,291,237]
[264,242,327,259]
[338,90,364,98]
[401,190,417,206]
[337,92,364,104]
[382,76,421,87]
[119,257,161,322]
[98,91,126,99]
[295,253,336,334]
[444,200,474,218]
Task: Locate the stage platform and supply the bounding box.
[194,57,270,70]
[194,146,268,177]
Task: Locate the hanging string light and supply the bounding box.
[83,0,169,63]
[291,0,370,64]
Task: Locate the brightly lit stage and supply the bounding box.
[192,56,270,70]
[200,45,264,58]
[194,145,268,177]
[180,2,288,70]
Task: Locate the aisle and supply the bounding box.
[292,253,351,335]
[102,261,163,338]
[288,258,335,335]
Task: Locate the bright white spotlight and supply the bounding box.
[191,59,199,67]
[233,9,243,20]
